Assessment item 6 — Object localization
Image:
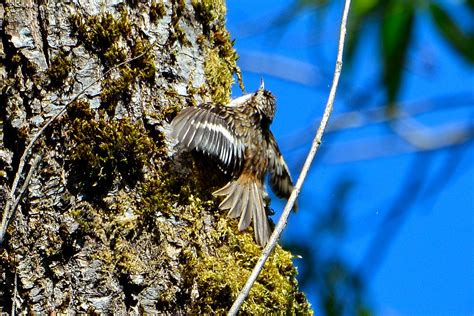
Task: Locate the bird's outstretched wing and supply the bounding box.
[267,133,297,209]
[171,107,245,174]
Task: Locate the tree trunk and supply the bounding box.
[0,0,311,313]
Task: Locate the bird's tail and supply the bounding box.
[213,176,271,246]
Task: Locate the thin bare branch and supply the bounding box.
[238,50,322,87]
[281,92,474,151]
[0,50,150,245]
[12,269,18,316]
[9,154,42,221]
[228,0,352,314]
[390,115,472,150]
[320,122,473,164]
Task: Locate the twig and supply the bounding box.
[238,50,322,87]
[228,0,352,314]
[0,155,42,245]
[316,122,473,164]
[10,154,42,221]
[12,269,17,316]
[390,115,471,150]
[281,92,474,151]
[0,50,150,245]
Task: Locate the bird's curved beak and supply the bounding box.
[259,78,265,91]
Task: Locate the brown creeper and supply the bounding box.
[170,81,295,246]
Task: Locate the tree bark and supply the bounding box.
[0,0,311,313]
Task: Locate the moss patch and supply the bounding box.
[168,0,191,46]
[149,1,166,24]
[191,0,226,34]
[133,164,311,313]
[203,34,238,105]
[191,0,243,104]
[69,11,130,66]
[66,101,155,198]
[46,51,73,90]
[69,9,156,115]
[179,217,312,314]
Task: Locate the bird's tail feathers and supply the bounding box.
[213,177,271,246]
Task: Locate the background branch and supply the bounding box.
[281,92,474,152]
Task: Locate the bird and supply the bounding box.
[170,81,296,246]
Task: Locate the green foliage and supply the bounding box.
[469,0,474,10]
[381,1,414,108]
[429,2,474,64]
[282,0,473,104]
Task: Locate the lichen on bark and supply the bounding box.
[0,0,311,314]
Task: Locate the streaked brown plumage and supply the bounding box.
[170,81,295,246]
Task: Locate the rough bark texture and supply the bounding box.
[0,0,311,314]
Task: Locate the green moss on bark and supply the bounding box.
[69,9,156,115]
[7,2,313,313]
[46,51,73,90]
[66,101,155,197]
[180,217,312,313]
[150,1,166,23]
[191,0,243,104]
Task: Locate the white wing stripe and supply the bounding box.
[171,107,245,173]
[227,93,252,108]
[205,122,239,146]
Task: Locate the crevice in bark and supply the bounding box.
[119,273,145,310]
[35,0,50,67]
[0,264,14,314]
[1,27,20,76]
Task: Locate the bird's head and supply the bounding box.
[254,79,276,123]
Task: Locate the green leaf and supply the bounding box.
[352,0,379,16]
[381,1,415,105]
[429,3,474,64]
[467,0,474,12]
[345,0,381,66]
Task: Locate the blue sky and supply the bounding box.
[226,1,474,315]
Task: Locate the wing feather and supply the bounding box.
[184,110,207,147]
[171,107,244,173]
[170,107,194,131]
[173,109,198,144]
[197,111,213,150]
[267,133,297,210]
